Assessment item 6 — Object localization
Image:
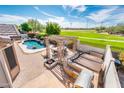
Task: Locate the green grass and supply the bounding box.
[61,30,124,52]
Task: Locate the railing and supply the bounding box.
[103,45,121,88]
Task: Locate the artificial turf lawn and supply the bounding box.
[61,30,124,52]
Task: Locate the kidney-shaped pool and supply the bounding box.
[23,40,45,49]
[19,39,46,53]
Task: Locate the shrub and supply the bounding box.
[36,33,46,40]
[21,23,32,32]
[46,22,61,35]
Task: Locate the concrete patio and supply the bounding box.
[12,41,65,88]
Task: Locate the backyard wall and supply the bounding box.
[0,60,9,87]
[103,45,121,88]
[0,50,13,88]
[77,44,121,88]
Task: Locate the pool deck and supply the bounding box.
[13,41,65,88]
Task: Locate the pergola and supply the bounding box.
[44,35,79,87]
[44,35,78,64]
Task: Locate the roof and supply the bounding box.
[0,24,20,37]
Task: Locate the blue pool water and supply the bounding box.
[23,40,45,49]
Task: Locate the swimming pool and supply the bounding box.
[23,40,45,49]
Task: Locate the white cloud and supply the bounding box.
[33,6,68,26]
[72,5,87,12]
[63,5,87,12]
[34,6,56,18]
[33,6,39,11]
[0,13,99,28]
[110,13,124,23]
[62,5,87,20]
[87,6,119,23]
[33,6,62,19]
[62,5,67,10]
[33,6,88,28]
[62,21,86,28]
[47,17,65,23]
[0,14,29,24]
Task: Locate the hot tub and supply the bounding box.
[19,39,46,54]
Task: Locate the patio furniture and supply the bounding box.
[67,61,101,88]
[63,61,95,88]
[44,59,58,69]
[63,66,79,80]
[63,63,80,87]
[74,70,94,88]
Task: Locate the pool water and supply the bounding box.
[23,40,45,49]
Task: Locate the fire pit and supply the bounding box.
[44,59,57,69]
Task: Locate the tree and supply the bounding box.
[114,23,124,34]
[46,22,61,35]
[96,27,100,32]
[20,23,32,32]
[105,26,114,34]
[96,26,106,33]
[28,19,44,32]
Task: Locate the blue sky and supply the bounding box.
[0,5,124,28]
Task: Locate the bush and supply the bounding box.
[46,22,61,35]
[21,23,32,32]
[36,33,46,40]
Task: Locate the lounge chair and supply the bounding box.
[74,70,94,88]
[63,62,94,88]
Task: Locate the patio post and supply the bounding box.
[45,36,50,59]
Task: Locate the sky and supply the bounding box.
[0,5,124,28]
